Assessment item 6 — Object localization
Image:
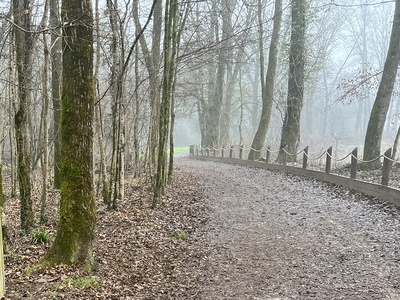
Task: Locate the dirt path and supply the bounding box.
[176,157,400,299]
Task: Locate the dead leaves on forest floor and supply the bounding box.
[4,168,207,299]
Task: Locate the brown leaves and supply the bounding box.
[336,67,382,105]
[4,169,207,299]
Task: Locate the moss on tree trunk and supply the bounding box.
[44,0,96,269]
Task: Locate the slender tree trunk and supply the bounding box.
[168,98,175,185]
[50,0,62,189]
[133,0,162,183]
[107,0,125,210]
[251,62,261,134]
[392,125,400,164]
[277,0,306,163]
[44,0,96,268]
[13,0,35,232]
[239,69,244,145]
[154,0,179,205]
[8,40,17,197]
[40,0,50,224]
[0,120,9,253]
[248,0,282,160]
[95,105,110,206]
[363,0,400,169]
[167,2,190,183]
[133,45,141,178]
[93,0,110,206]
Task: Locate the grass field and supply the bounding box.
[171,146,189,154]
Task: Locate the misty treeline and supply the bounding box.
[0,0,399,245]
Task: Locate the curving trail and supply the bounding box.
[176,157,400,300]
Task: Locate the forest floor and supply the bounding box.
[4,166,207,299]
[4,156,400,299]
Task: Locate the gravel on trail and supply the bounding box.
[176,157,400,300]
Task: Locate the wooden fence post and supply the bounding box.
[230,146,233,158]
[382,148,392,186]
[189,145,194,155]
[266,146,271,164]
[222,147,224,158]
[213,148,216,157]
[200,147,203,156]
[239,145,243,159]
[206,148,210,156]
[325,146,332,174]
[350,147,358,179]
[302,146,309,169]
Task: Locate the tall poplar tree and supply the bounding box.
[44,0,96,268]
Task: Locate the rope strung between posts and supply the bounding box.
[325,151,352,162]
[303,150,327,160]
[193,145,400,165]
[281,147,308,157]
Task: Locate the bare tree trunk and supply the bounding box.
[168,2,190,184]
[200,0,238,148]
[8,40,17,197]
[13,0,35,232]
[392,125,400,164]
[107,0,125,210]
[248,0,282,160]
[277,0,307,163]
[363,0,400,169]
[154,0,179,205]
[133,45,141,178]
[0,114,9,253]
[50,0,62,189]
[94,0,110,206]
[40,0,50,224]
[133,0,162,183]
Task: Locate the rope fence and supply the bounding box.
[190,144,400,187]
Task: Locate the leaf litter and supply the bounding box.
[3,167,208,299]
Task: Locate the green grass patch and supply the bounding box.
[4,253,22,262]
[31,228,51,244]
[47,291,58,298]
[66,276,100,289]
[170,147,189,155]
[173,231,188,239]
[50,276,100,294]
